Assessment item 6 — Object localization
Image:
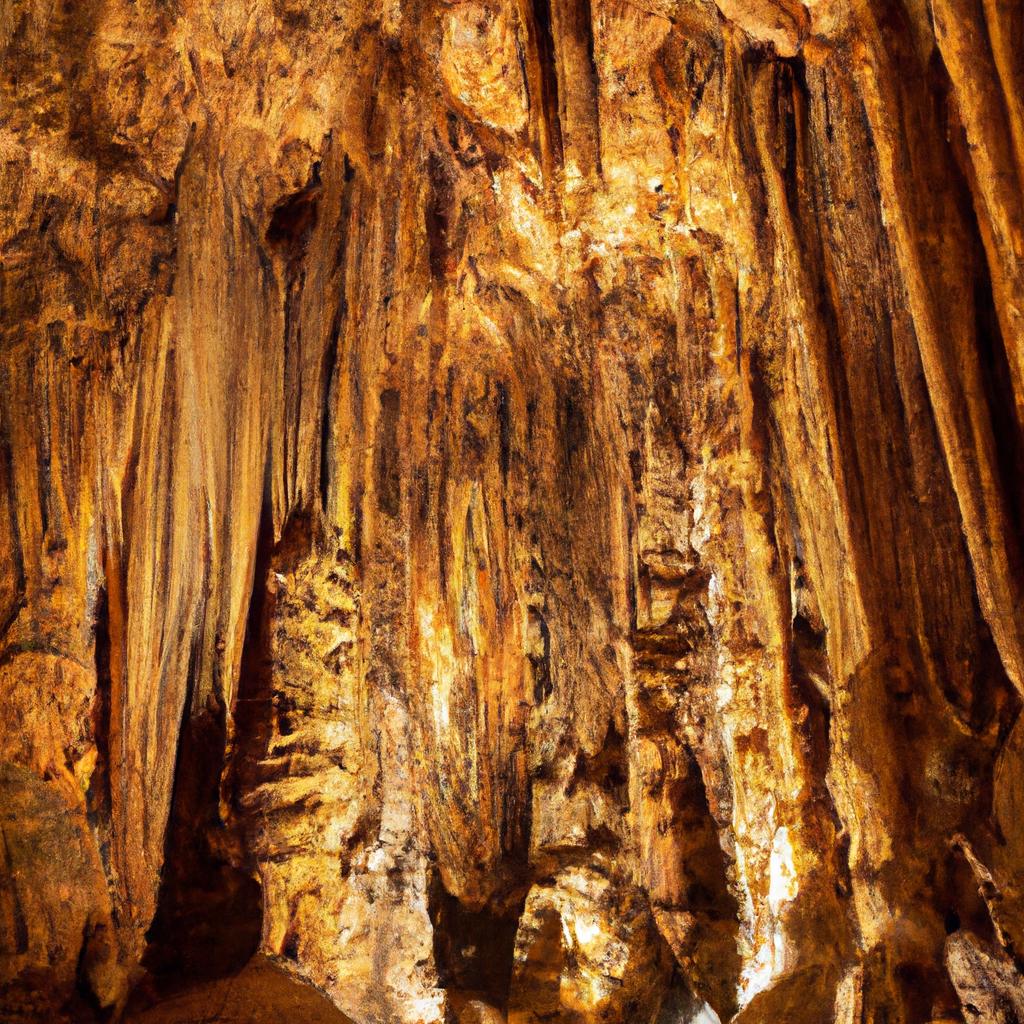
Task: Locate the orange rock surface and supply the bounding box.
[2,0,1024,1020]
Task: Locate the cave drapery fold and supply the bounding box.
[2,0,1024,1021]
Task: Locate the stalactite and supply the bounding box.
[2,0,1024,1021]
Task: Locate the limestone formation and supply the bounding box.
[2,0,1024,1021]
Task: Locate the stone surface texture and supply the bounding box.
[2,0,1024,1021]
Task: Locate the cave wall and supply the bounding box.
[2,0,1024,1021]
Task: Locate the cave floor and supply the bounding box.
[124,957,353,1024]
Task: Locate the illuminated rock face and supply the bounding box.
[2,1,1024,1022]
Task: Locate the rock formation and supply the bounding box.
[2,0,1024,1021]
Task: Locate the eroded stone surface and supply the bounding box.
[125,956,354,1024]
[509,865,670,1024]
[2,0,1024,1021]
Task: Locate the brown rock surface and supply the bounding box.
[124,956,354,1024]
[2,0,1024,1021]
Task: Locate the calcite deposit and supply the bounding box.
[2,0,1024,1021]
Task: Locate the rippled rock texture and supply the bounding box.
[2,0,1024,1020]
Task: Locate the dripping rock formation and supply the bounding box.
[2,0,1024,1021]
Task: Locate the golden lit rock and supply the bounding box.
[2,0,1024,1021]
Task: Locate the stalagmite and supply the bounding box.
[2,0,1024,1021]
